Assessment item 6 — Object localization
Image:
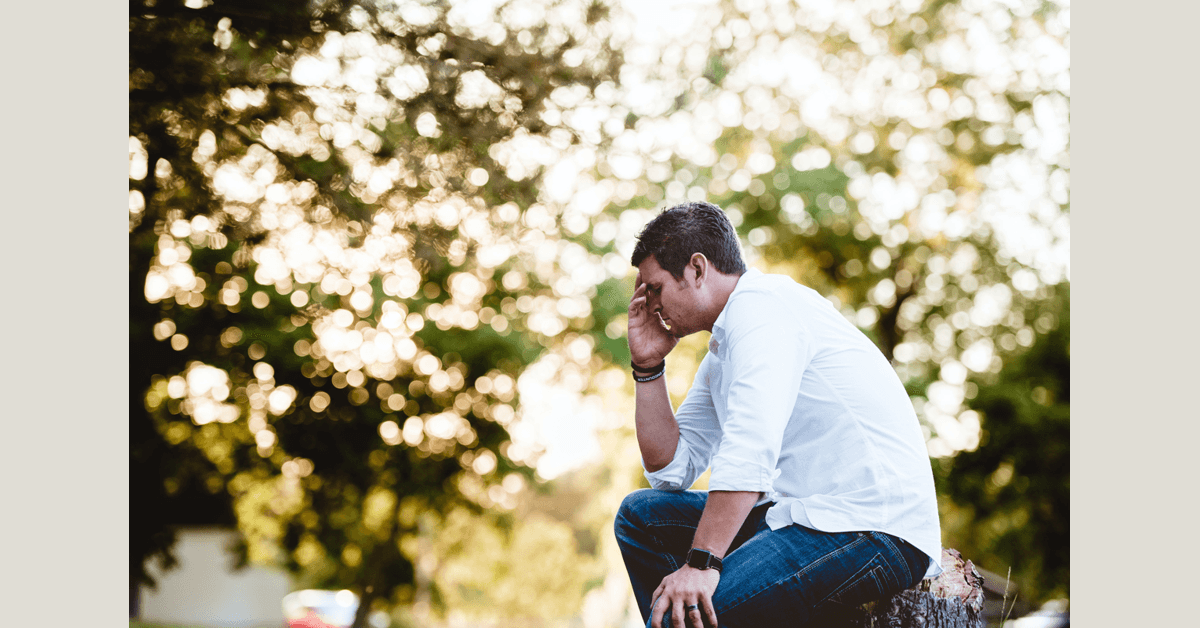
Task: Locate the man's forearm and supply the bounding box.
[690,490,762,558]
[634,374,679,472]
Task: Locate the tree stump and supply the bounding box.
[823,548,986,628]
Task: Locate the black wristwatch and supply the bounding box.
[686,548,724,572]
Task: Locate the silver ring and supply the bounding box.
[685,604,699,611]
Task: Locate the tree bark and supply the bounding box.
[825,548,986,628]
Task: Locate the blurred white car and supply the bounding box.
[281,589,359,628]
[1006,599,1069,628]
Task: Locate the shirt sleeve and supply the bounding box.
[707,289,812,493]
[643,354,723,490]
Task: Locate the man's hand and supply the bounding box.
[629,271,678,368]
[650,565,720,628]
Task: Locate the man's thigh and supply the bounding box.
[617,490,772,558]
[713,526,919,627]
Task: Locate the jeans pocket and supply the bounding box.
[813,553,890,613]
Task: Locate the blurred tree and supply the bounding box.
[937,287,1069,602]
[129,0,622,625]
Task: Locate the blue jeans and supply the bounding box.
[614,489,928,628]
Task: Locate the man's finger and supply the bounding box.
[700,594,718,628]
[671,598,685,628]
[648,581,667,628]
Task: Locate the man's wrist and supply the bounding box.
[685,547,724,572]
[631,358,665,374]
[632,359,666,383]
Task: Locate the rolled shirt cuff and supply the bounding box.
[642,437,694,490]
[707,460,780,494]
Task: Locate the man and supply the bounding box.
[614,201,942,628]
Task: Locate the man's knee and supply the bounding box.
[614,489,657,541]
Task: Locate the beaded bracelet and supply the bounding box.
[631,359,665,375]
[632,360,666,383]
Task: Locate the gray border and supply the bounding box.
[2,1,127,624]
[6,1,1181,625]
[1077,2,1198,625]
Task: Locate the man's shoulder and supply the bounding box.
[713,274,815,344]
[726,271,817,313]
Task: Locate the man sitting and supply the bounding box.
[615,201,942,628]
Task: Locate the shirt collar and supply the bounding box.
[709,268,762,358]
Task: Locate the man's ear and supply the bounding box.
[689,253,708,286]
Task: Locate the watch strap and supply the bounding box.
[686,548,723,572]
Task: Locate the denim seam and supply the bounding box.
[815,552,885,609]
[875,532,912,588]
[793,533,871,580]
[646,520,704,529]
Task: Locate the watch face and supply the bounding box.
[687,549,720,570]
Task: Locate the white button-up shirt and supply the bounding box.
[645,269,943,577]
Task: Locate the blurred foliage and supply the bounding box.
[130,0,624,625]
[937,288,1069,601]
